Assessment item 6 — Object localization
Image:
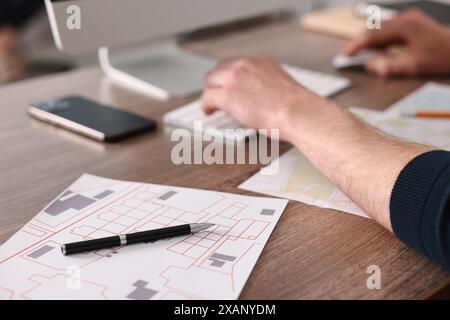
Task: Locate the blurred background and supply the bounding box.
[0,0,366,86]
[3,0,449,86]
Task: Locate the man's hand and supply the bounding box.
[201,56,432,230]
[343,9,450,77]
[201,56,331,140]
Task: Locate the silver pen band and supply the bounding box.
[119,234,127,245]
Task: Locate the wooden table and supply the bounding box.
[1,20,449,299]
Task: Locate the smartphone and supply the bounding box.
[28,96,157,142]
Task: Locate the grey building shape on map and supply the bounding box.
[260,209,275,216]
[126,280,158,300]
[27,245,54,259]
[208,253,237,268]
[94,190,114,200]
[44,190,97,216]
[210,259,226,267]
[158,190,178,200]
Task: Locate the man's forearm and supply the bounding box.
[201,54,450,270]
[283,99,433,230]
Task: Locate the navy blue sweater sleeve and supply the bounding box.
[390,150,450,271]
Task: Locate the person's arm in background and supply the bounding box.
[343,9,450,77]
[202,56,450,270]
[0,1,43,83]
[0,25,24,83]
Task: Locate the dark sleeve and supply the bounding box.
[0,1,43,27]
[390,150,450,271]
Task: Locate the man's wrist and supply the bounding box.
[281,92,355,147]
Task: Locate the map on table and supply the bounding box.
[240,148,368,218]
[0,174,288,300]
[385,82,450,116]
[240,106,450,219]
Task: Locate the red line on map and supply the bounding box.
[0,185,140,265]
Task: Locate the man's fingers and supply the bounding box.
[365,55,418,77]
[343,20,403,56]
[343,35,371,56]
[200,88,228,115]
[204,59,241,88]
[204,67,234,88]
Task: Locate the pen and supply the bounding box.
[61,223,215,256]
[402,111,450,119]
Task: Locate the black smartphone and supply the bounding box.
[28,96,157,142]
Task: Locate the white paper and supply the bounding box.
[0,174,288,300]
[240,105,450,219]
[240,148,368,218]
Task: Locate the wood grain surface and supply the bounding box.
[1,20,449,299]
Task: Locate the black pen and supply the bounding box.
[61,223,215,256]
